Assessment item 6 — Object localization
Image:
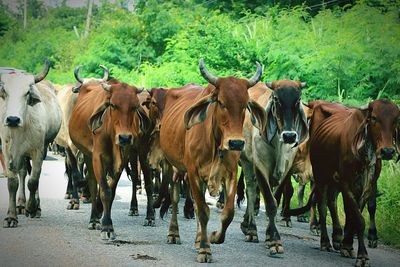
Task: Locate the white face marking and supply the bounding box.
[0,74,35,127]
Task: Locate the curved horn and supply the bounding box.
[247,61,263,88]
[300,82,307,88]
[199,58,218,86]
[136,87,144,94]
[99,65,109,81]
[34,59,50,83]
[101,82,111,92]
[302,101,310,108]
[74,65,84,83]
[146,88,152,95]
[359,104,369,111]
[266,81,273,88]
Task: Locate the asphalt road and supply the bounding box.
[0,154,399,267]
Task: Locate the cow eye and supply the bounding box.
[370,116,377,123]
[110,103,117,109]
[217,100,226,109]
[0,84,6,99]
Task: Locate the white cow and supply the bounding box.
[0,60,62,227]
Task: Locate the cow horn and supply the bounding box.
[136,87,144,94]
[359,104,369,111]
[74,65,84,83]
[34,59,50,83]
[248,61,263,88]
[300,82,307,88]
[302,101,310,108]
[266,81,273,88]
[146,88,152,95]
[99,65,109,81]
[199,58,218,86]
[101,82,111,92]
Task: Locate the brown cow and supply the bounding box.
[308,99,399,267]
[159,59,266,262]
[69,74,150,240]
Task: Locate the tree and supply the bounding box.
[84,0,93,38]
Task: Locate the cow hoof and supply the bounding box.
[340,247,355,258]
[35,208,41,218]
[310,226,320,236]
[209,231,225,244]
[80,196,90,203]
[167,234,181,244]
[64,193,72,200]
[184,210,195,219]
[128,208,139,216]
[67,200,80,210]
[88,221,101,230]
[240,221,249,235]
[143,219,155,227]
[368,239,378,248]
[245,234,259,243]
[216,201,224,210]
[196,249,212,263]
[3,217,18,228]
[333,241,342,251]
[297,215,309,223]
[16,205,26,215]
[279,218,292,228]
[101,231,116,241]
[269,244,284,255]
[355,257,370,267]
[320,243,333,252]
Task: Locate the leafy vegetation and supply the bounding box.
[0,0,399,245]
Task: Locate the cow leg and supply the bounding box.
[367,188,378,248]
[255,167,283,255]
[64,162,73,200]
[16,167,27,215]
[25,151,43,218]
[128,154,139,216]
[316,183,332,251]
[190,176,212,263]
[327,188,343,251]
[139,153,155,226]
[341,183,369,267]
[297,183,308,223]
[153,169,161,197]
[184,180,195,219]
[4,170,19,228]
[85,157,101,230]
[66,147,81,210]
[280,177,293,227]
[167,176,181,244]
[239,158,258,242]
[209,171,237,245]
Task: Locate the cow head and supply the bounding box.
[184,59,266,152]
[72,64,109,93]
[89,80,150,147]
[142,87,168,134]
[264,80,308,145]
[0,60,50,128]
[352,99,400,161]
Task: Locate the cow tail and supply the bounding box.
[282,186,315,217]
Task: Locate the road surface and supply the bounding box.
[0,154,399,267]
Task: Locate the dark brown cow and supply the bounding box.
[159,59,266,262]
[69,76,150,240]
[308,99,399,267]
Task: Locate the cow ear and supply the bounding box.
[296,103,309,144]
[28,85,42,106]
[265,97,277,143]
[184,94,215,130]
[351,111,369,158]
[247,100,266,131]
[89,102,109,134]
[136,106,151,134]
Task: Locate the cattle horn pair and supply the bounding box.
[199,58,262,88]
[74,64,110,83]
[34,59,50,83]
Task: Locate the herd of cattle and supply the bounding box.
[0,59,399,266]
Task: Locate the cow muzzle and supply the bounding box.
[381,147,395,160]
[118,134,133,146]
[5,116,21,127]
[281,131,298,144]
[228,139,245,151]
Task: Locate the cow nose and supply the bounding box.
[118,134,132,146]
[228,139,245,151]
[282,131,297,144]
[381,147,395,160]
[6,116,21,127]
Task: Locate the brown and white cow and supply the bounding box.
[69,75,150,239]
[0,60,62,227]
[159,59,266,262]
[239,80,308,254]
[308,99,400,267]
